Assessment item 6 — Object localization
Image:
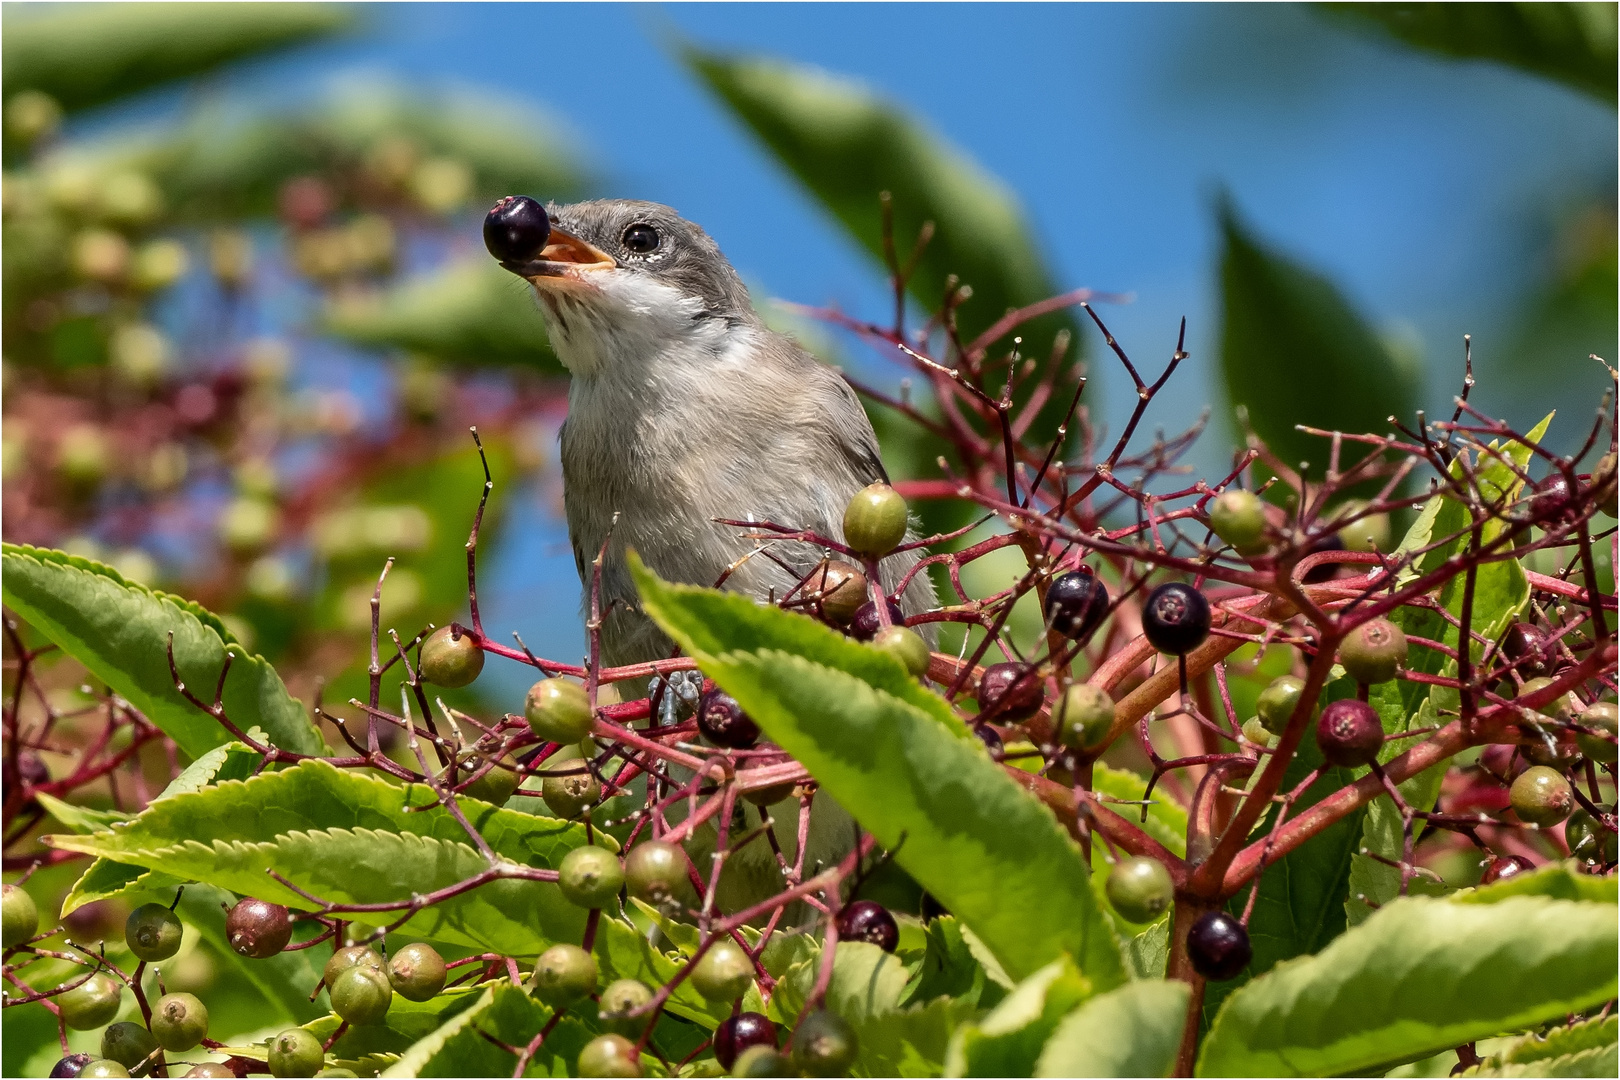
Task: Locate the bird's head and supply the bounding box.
[484,196,753,375]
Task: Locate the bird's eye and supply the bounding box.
[622,223,660,255]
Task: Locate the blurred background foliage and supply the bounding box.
[0,2,1613,1067]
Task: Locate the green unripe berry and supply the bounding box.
[55,971,123,1029]
[1516,677,1577,721]
[733,1046,794,1077]
[268,1027,325,1077]
[624,841,688,906]
[1565,810,1617,864]
[597,979,654,1037]
[1105,857,1174,924]
[2,883,39,948]
[418,626,483,688]
[792,1010,858,1077]
[1053,683,1114,751]
[690,939,754,1002]
[842,484,908,558]
[100,1022,158,1069]
[1255,675,1311,736]
[533,943,597,1007]
[329,964,392,1026]
[457,756,519,806]
[1337,619,1408,684]
[124,902,182,962]
[558,845,624,910]
[525,678,594,743]
[388,942,447,1002]
[183,1063,235,1077]
[81,1061,130,1079]
[1208,489,1267,552]
[1335,501,1391,553]
[1510,765,1574,827]
[315,1071,358,1079]
[577,1034,641,1078]
[1240,717,1276,748]
[1576,702,1618,764]
[323,945,384,989]
[150,992,208,1052]
[541,768,600,819]
[870,626,930,677]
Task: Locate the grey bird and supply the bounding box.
[485,196,937,910]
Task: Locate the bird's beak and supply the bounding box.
[502,226,616,284]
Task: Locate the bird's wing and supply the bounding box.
[772,332,890,488]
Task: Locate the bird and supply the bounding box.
[484,196,938,912]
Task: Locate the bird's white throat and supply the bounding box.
[532,270,732,382]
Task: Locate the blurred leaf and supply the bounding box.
[0,543,325,758]
[325,258,561,371]
[1036,979,1190,1078]
[633,558,1126,987]
[1319,3,1618,105]
[1217,197,1418,474]
[1466,1015,1618,1077]
[1452,859,1618,904]
[2,2,352,113]
[1197,895,1618,1077]
[945,956,1092,1078]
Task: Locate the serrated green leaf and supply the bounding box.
[1318,3,1617,105]
[382,986,496,1078]
[1035,979,1189,1078]
[1,543,324,757]
[1218,197,1417,477]
[903,916,987,1008]
[33,791,130,834]
[852,994,979,1079]
[1197,895,1619,1077]
[634,560,1124,988]
[60,857,179,917]
[1462,1045,1620,1078]
[774,941,911,1029]
[1124,918,1171,981]
[2,2,351,113]
[156,734,264,798]
[592,914,735,1029]
[1481,1015,1619,1068]
[1451,859,1618,904]
[945,956,1091,1078]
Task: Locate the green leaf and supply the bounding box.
[1,543,324,757]
[903,916,989,1008]
[1197,895,1619,1077]
[851,995,979,1079]
[1452,859,1618,904]
[1035,979,1190,1078]
[945,956,1092,1078]
[592,914,735,1028]
[1092,763,1188,859]
[1318,3,1618,105]
[156,733,264,798]
[1464,1045,1620,1078]
[1217,197,1418,477]
[2,2,351,113]
[633,559,1124,987]
[324,259,562,372]
[382,986,497,1078]
[1474,1014,1619,1071]
[774,941,911,1028]
[33,792,130,834]
[380,984,604,1078]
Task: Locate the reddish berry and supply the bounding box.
[1480,853,1535,884]
[1316,699,1384,769]
[1529,472,1573,521]
[1187,911,1250,981]
[226,898,292,958]
[697,687,760,749]
[977,663,1044,722]
[804,561,867,626]
[835,900,899,953]
[1501,622,1554,678]
[849,600,905,642]
[715,1012,779,1071]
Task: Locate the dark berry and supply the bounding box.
[329,964,392,1025]
[842,484,908,557]
[55,971,123,1029]
[150,991,209,1051]
[1480,853,1535,884]
[697,688,760,749]
[3,883,39,948]
[100,1022,159,1070]
[849,600,905,642]
[226,898,292,958]
[597,978,654,1036]
[1529,471,1573,522]
[1515,677,1576,721]
[418,626,484,688]
[525,678,593,743]
[974,723,1004,755]
[1316,699,1384,769]
[268,1026,324,1077]
[871,626,930,678]
[1044,569,1110,642]
[1255,675,1310,736]
[1053,682,1114,751]
[323,945,384,988]
[792,1010,858,1077]
[483,195,550,263]
[624,841,688,906]
[388,942,447,1001]
[534,943,598,1006]
[977,663,1044,722]
[715,1012,779,1071]
[1186,911,1251,981]
[1208,489,1267,552]
[577,1034,641,1078]
[1501,622,1554,678]
[124,902,181,962]
[1521,730,1580,771]
[804,561,867,626]
[1142,583,1211,656]
[1338,618,1408,684]
[835,900,899,953]
[1105,857,1174,924]
[558,845,624,909]
[17,750,49,786]
[1510,765,1574,827]
[1576,702,1618,764]
[50,1054,93,1078]
[690,939,754,1002]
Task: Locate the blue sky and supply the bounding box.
[70,2,1619,678]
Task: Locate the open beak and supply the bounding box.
[502,226,615,284]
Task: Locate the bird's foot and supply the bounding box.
[656,669,704,727]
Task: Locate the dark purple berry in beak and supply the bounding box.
[484,195,550,263]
